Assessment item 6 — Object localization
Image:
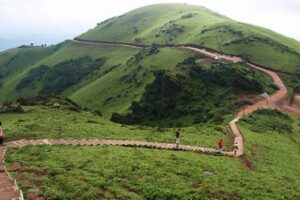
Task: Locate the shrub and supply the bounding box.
[181,13,197,19]
[16,57,106,94]
[16,65,49,91]
[242,109,293,133]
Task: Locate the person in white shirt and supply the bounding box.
[0,122,3,146]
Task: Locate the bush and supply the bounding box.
[16,57,106,94]
[143,187,183,200]
[189,63,264,93]
[0,103,25,114]
[242,109,293,133]
[181,13,197,19]
[16,65,49,91]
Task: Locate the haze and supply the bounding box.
[1,0,299,51]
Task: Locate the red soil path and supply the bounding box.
[295,94,300,102]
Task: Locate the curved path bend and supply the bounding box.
[1,39,299,200]
[181,46,290,157]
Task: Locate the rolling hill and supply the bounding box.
[0,3,299,122]
[78,4,300,73]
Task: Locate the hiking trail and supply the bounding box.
[0,39,299,200]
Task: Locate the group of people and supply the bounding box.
[175,129,223,151]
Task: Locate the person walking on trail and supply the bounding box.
[176,129,181,148]
[0,122,4,146]
[218,139,223,152]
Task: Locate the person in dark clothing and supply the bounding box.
[175,129,181,148]
[0,122,4,146]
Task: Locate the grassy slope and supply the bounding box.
[1,3,298,116]
[4,110,300,199]
[0,42,277,121]
[113,60,276,127]
[78,3,300,73]
[0,106,228,148]
[0,41,140,105]
[70,47,196,117]
[0,46,59,102]
[0,42,198,117]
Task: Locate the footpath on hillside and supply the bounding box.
[0,39,299,200]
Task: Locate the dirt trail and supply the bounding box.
[0,147,23,200]
[1,39,299,199]
[295,94,300,102]
[180,46,296,157]
[71,39,144,49]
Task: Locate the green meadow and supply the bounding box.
[3,109,300,199]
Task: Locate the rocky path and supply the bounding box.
[4,139,235,156]
[1,39,299,199]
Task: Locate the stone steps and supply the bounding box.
[6,139,237,157]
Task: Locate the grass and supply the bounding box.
[0,105,229,148]
[5,110,300,199]
[70,47,196,118]
[0,42,197,118]
[0,45,59,102]
[6,146,242,199]
[1,3,299,119]
[112,60,276,127]
[0,41,140,104]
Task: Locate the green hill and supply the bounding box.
[78,4,300,73]
[0,3,299,123]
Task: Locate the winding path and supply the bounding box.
[180,47,289,158]
[0,39,299,199]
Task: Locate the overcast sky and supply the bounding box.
[0,0,300,50]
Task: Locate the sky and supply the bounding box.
[0,0,300,51]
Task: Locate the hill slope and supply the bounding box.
[78,3,300,73]
[2,105,300,199]
[0,3,299,122]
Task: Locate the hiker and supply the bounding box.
[218,139,223,152]
[176,129,181,148]
[0,122,3,146]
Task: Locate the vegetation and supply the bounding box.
[0,41,140,111]
[241,109,293,133]
[111,61,275,127]
[281,71,300,100]
[0,104,228,147]
[78,4,300,73]
[17,56,106,94]
[0,3,300,118]
[70,47,195,118]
